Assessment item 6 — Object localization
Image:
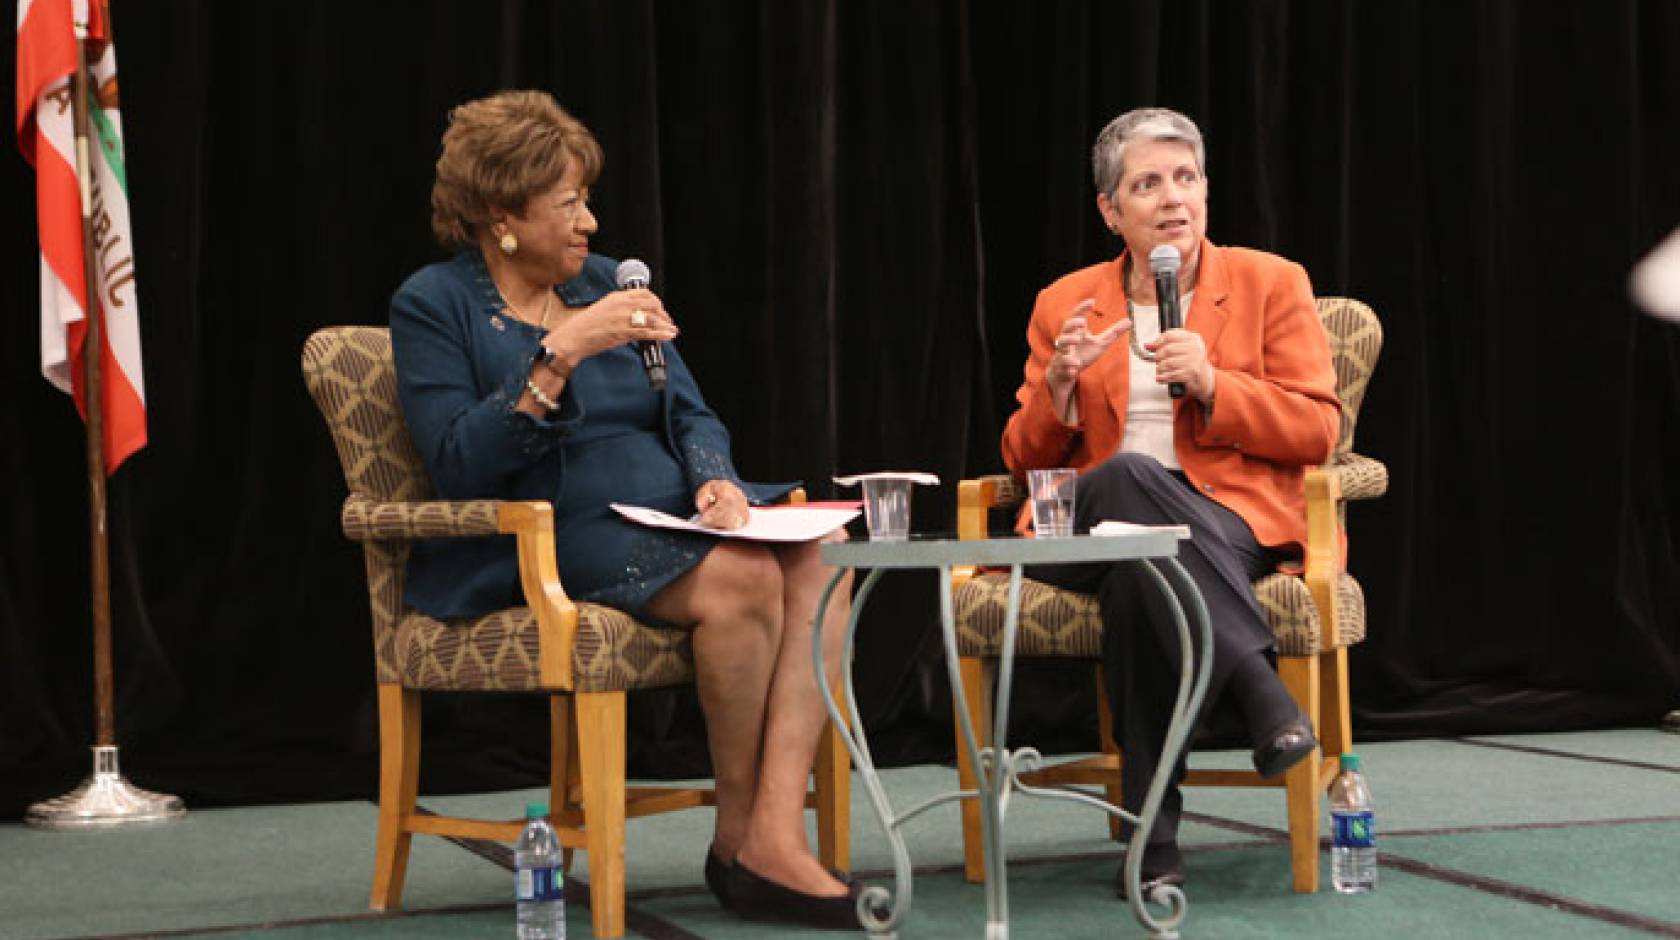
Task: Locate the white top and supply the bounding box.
[1118,291,1193,469]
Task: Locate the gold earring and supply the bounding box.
[499,230,518,256]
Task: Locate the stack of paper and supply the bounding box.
[611,503,860,542]
[1091,520,1192,539]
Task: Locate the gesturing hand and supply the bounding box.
[694,479,750,531]
[1047,299,1131,424]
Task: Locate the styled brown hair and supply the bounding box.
[429,90,603,249]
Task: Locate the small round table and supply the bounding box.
[811,532,1212,939]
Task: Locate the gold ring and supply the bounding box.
[630,310,649,328]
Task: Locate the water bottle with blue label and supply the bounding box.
[515,802,565,939]
[1329,753,1377,893]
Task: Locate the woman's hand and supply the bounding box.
[541,288,679,374]
[1047,299,1130,424]
[1147,329,1216,403]
[695,479,750,530]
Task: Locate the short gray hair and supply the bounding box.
[1092,108,1206,199]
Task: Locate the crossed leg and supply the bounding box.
[645,531,853,898]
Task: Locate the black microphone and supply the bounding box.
[614,258,667,391]
[1149,244,1186,399]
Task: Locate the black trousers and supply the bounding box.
[1028,452,1287,848]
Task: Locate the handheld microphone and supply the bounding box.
[614,258,667,391]
[1149,244,1186,399]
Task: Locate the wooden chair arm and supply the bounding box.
[958,478,998,541]
[957,474,1023,540]
[498,501,580,691]
[954,475,1024,586]
[342,496,582,691]
[1301,468,1343,652]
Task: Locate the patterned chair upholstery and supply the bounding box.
[302,326,850,938]
[951,297,1386,894]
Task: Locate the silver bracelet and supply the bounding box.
[525,378,560,412]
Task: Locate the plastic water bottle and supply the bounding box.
[515,802,565,939]
[1328,752,1377,893]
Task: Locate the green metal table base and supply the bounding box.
[811,535,1213,939]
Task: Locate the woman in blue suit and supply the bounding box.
[391,90,858,929]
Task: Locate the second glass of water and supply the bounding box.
[1027,468,1077,538]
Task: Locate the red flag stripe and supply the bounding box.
[65,318,147,472]
[33,133,89,312]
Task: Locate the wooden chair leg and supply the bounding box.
[1318,646,1353,760]
[813,693,852,872]
[1093,664,1126,842]
[549,694,576,872]
[549,694,573,806]
[371,683,420,910]
[1278,654,1323,893]
[576,690,628,939]
[954,656,994,884]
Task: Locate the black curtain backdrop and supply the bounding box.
[4,1,1678,817]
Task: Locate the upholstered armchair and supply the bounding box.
[301,326,850,938]
[950,296,1385,893]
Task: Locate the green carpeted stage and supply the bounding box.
[4,730,1677,939]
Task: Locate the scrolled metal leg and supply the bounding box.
[943,563,1036,936]
[813,567,911,937]
[937,563,1024,937]
[1108,557,1213,938]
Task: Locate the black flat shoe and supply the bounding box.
[1115,842,1186,900]
[704,845,734,910]
[726,858,863,930]
[1252,720,1318,779]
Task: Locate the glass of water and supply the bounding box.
[861,477,913,542]
[1027,468,1077,538]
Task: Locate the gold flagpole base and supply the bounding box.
[26,745,186,830]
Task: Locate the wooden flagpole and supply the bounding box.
[71,0,115,752]
[26,0,183,829]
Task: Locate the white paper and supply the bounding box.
[1091,519,1192,540]
[833,471,941,486]
[611,503,860,542]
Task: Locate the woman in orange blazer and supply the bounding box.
[1003,107,1340,899]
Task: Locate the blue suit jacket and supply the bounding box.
[390,251,792,619]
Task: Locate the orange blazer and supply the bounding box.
[1001,240,1340,554]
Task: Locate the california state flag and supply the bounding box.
[16,0,145,472]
